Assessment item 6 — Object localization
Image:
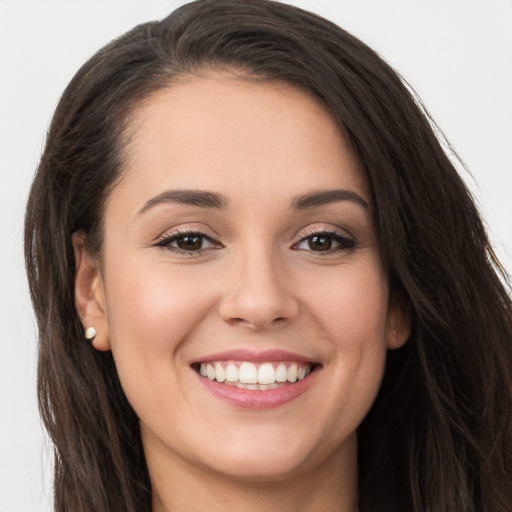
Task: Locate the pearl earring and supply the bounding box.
[85,326,97,340]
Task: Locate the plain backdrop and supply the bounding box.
[1,1,511,511]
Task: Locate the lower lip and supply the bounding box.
[196,370,318,410]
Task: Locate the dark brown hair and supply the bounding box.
[24,1,512,510]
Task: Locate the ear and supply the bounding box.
[386,295,411,350]
[72,231,110,351]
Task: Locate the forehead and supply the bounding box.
[113,74,369,211]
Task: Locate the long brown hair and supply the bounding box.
[24,1,512,510]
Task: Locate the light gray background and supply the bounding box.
[1,1,511,511]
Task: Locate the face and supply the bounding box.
[76,74,408,484]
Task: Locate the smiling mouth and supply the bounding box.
[192,361,315,390]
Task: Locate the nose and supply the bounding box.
[218,247,299,330]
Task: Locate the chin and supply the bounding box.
[204,451,311,482]
[192,426,352,483]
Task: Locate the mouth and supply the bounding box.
[192,360,316,390]
[190,349,320,409]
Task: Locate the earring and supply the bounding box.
[85,326,97,340]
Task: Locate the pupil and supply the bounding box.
[177,235,202,251]
[309,235,331,251]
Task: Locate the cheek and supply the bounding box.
[303,260,389,402]
[304,260,389,342]
[104,259,217,374]
[103,260,219,418]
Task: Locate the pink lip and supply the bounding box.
[196,370,318,410]
[189,349,315,365]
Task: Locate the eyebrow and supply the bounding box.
[291,189,369,210]
[137,189,229,215]
[137,187,368,216]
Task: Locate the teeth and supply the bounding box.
[239,362,258,384]
[214,362,226,382]
[225,363,238,382]
[275,363,287,382]
[258,363,275,384]
[198,361,313,387]
[287,363,298,383]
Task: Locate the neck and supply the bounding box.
[148,435,359,512]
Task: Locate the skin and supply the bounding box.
[74,74,410,512]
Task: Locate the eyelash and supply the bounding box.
[155,228,221,255]
[154,227,355,256]
[292,228,355,254]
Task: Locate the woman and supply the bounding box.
[24,0,512,510]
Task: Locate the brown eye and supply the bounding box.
[176,234,204,251]
[294,230,355,253]
[308,235,332,251]
[156,231,220,254]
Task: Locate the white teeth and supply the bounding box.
[225,363,239,382]
[197,360,313,387]
[258,363,275,384]
[214,362,226,382]
[239,362,258,384]
[233,382,279,390]
[287,363,298,383]
[275,363,288,382]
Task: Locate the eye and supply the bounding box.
[293,229,355,253]
[155,230,221,254]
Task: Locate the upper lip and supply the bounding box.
[189,349,317,365]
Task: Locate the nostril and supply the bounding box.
[226,315,289,329]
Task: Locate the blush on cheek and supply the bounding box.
[108,259,203,333]
[313,273,387,341]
